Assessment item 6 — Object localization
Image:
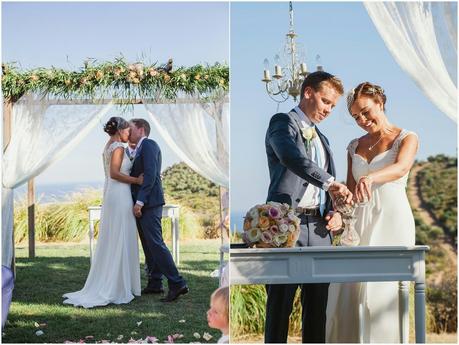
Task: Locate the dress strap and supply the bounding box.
[346,138,359,155]
[108,141,125,153]
[393,129,418,152]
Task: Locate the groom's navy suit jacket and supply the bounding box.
[265,109,336,214]
[130,138,165,209]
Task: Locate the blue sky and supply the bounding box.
[2,1,229,185]
[230,2,457,227]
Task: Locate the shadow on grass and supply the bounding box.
[4,252,221,343]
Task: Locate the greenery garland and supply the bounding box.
[1,58,229,103]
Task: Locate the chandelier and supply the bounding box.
[262,2,323,103]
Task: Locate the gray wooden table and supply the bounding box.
[88,204,181,264]
[230,245,429,343]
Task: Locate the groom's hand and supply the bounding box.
[328,182,353,204]
[325,211,342,232]
[133,204,143,218]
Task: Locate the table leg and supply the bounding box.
[414,282,426,343]
[174,212,180,265]
[399,281,409,343]
[171,216,177,264]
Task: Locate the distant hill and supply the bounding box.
[408,154,457,333]
[416,155,457,244]
[162,162,221,238]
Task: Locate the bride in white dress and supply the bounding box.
[326,82,419,343]
[63,117,143,308]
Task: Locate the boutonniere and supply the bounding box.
[300,124,317,151]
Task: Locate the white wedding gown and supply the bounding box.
[326,129,416,343]
[63,141,141,308]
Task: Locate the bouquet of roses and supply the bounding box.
[242,202,301,248]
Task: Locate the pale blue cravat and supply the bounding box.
[312,131,327,216]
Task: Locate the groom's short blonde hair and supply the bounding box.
[131,118,151,137]
[300,71,344,100]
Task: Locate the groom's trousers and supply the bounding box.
[136,206,186,290]
[265,214,332,343]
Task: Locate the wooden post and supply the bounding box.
[28,179,35,258]
[3,99,15,274]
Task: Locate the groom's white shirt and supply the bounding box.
[295,106,329,209]
[134,136,148,207]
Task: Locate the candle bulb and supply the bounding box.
[274,65,282,77]
[263,69,271,82]
[300,63,307,75]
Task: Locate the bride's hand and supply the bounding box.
[137,173,144,185]
[355,176,372,203]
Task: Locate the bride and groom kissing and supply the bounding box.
[265,71,418,343]
[63,118,189,308]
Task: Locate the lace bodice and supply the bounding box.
[347,129,417,187]
[103,141,132,178]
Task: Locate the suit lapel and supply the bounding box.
[289,109,306,143]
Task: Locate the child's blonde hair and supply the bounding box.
[211,286,229,322]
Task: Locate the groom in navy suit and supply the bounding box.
[129,118,188,302]
[264,71,352,342]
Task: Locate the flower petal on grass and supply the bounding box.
[172,334,184,340]
[35,330,44,336]
[85,336,94,340]
[193,332,201,339]
[145,336,158,343]
[178,319,186,323]
[117,335,124,341]
[136,321,143,327]
[34,322,40,328]
[166,335,174,343]
[202,333,213,341]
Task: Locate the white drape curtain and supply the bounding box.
[365,1,457,122]
[143,94,229,188]
[2,93,113,267]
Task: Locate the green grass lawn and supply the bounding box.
[2,240,223,343]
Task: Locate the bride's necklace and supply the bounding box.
[368,133,384,151]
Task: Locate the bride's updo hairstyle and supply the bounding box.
[347,82,387,114]
[103,117,129,136]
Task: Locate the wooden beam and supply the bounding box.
[28,179,35,258]
[3,100,12,150]
[19,96,229,106]
[3,99,15,274]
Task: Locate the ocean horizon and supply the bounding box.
[231,210,246,233]
[14,181,104,203]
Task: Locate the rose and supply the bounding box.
[259,216,270,229]
[300,125,317,150]
[243,218,251,231]
[287,211,297,221]
[268,206,281,219]
[261,231,273,244]
[279,223,289,233]
[246,228,261,243]
[95,70,104,80]
[248,207,259,219]
[272,234,288,247]
[270,225,279,234]
[289,224,296,233]
[149,68,158,77]
[250,216,259,229]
